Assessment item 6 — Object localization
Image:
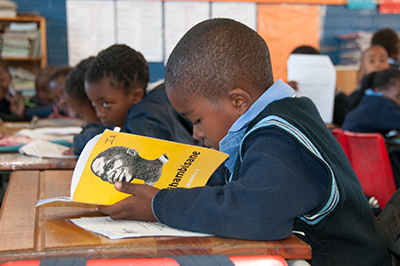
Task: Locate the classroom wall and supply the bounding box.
[10,0,400,82]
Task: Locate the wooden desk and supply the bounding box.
[0,170,311,263]
[0,153,77,171]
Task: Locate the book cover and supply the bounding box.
[37,129,228,206]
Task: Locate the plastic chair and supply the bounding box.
[0,255,288,266]
[331,128,349,157]
[341,131,397,208]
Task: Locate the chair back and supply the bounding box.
[341,131,397,208]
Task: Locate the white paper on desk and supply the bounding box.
[16,127,82,142]
[70,216,213,239]
[18,139,78,158]
[287,54,336,124]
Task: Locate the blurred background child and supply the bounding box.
[65,56,99,125]
[371,28,400,69]
[0,59,27,121]
[342,68,400,136]
[24,65,58,120]
[48,66,73,117]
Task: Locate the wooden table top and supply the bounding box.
[0,153,77,171]
[0,170,311,263]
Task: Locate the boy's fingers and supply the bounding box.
[115,181,141,194]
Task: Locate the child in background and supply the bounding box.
[48,66,73,117]
[0,59,27,121]
[348,45,390,106]
[98,19,391,266]
[342,68,400,136]
[371,28,400,69]
[65,57,99,125]
[72,44,195,155]
[25,65,58,120]
[342,68,400,188]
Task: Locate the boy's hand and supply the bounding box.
[97,182,160,222]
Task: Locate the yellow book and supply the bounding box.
[36,128,228,206]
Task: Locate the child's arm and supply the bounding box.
[97,181,159,221]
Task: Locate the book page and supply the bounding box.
[164,1,210,63]
[116,0,163,62]
[66,0,116,66]
[287,54,336,124]
[70,217,212,239]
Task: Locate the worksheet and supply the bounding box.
[287,54,336,124]
[70,217,212,239]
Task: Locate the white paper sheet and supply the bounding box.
[16,127,82,142]
[211,2,257,31]
[164,1,210,63]
[66,0,116,66]
[287,54,337,124]
[70,216,213,239]
[18,139,78,158]
[116,1,163,62]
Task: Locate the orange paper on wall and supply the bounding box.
[257,4,320,82]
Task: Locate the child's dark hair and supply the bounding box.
[165,18,273,104]
[48,66,72,83]
[0,59,10,72]
[349,68,400,111]
[65,57,95,105]
[371,28,400,59]
[85,44,149,94]
[291,45,320,55]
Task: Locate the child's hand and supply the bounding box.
[97,181,160,221]
[8,95,25,117]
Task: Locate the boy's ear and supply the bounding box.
[129,87,145,104]
[228,88,251,115]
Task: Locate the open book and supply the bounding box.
[36,129,228,206]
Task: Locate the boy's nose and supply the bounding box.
[193,124,204,139]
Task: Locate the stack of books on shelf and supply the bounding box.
[1,21,40,58]
[338,31,372,65]
[0,0,17,18]
[10,66,36,99]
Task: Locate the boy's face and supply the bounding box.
[85,78,142,127]
[377,78,400,106]
[362,46,389,76]
[0,67,11,101]
[49,76,69,114]
[35,77,54,105]
[168,89,239,150]
[65,93,100,124]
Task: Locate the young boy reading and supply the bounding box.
[98,19,391,265]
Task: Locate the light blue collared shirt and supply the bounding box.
[219,79,295,173]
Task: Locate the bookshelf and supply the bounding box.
[0,15,47,74]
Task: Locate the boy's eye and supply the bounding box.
[91,102,96,107]
[193,119,200,125]
[102,102,110,107]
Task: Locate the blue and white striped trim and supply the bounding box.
[238,115,340,225]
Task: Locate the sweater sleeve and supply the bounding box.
[152,128,329,240]
[73,123,112,155]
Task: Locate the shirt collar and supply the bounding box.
[228,79,295,133]
[219,79,295,174]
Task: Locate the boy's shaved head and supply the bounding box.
[165,18,273,104]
